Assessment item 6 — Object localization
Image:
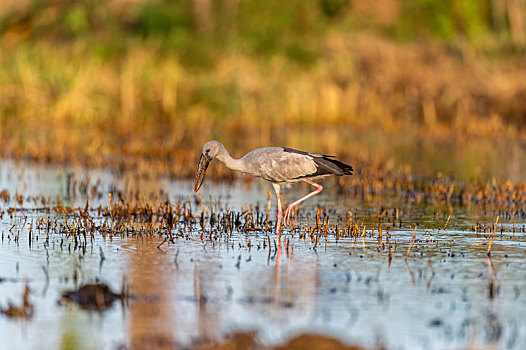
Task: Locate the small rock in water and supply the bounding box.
[428,318,442,327]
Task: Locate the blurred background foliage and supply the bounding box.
[0,0,525,181]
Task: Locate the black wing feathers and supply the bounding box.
[282,147,334,158]
[314,157,353,176]
[283,147,353,178]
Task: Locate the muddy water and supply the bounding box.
[0,161,525,350]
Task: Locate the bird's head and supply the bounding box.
[194,140,223,192]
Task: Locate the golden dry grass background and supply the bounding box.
[0,0,525,183]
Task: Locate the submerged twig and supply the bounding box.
[405,227,417,261]
[487,216,499,256]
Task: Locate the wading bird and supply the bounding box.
[194,140,353,236]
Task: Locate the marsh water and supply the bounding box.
[0,160,525,350]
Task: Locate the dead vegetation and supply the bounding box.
[1,6,525,182]
[0,284,34,319]
[1,35,524,177]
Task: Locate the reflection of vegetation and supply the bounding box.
[197,332,363,350]
[60,329,81,350]
[59,311,85,350]
[0,1,525,180]
[0,284,34,319]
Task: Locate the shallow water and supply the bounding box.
[0,160,525,350]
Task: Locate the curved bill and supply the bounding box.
[194,154,211,192]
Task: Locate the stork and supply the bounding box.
[194,140,353,236]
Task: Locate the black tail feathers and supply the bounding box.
[313,156,353,176]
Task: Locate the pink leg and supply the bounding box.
[284,179,323,226]
[276,194,283,236]
[272,184,283,238]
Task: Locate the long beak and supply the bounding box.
[194,154,211,192]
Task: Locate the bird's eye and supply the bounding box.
[206,150,210,154]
